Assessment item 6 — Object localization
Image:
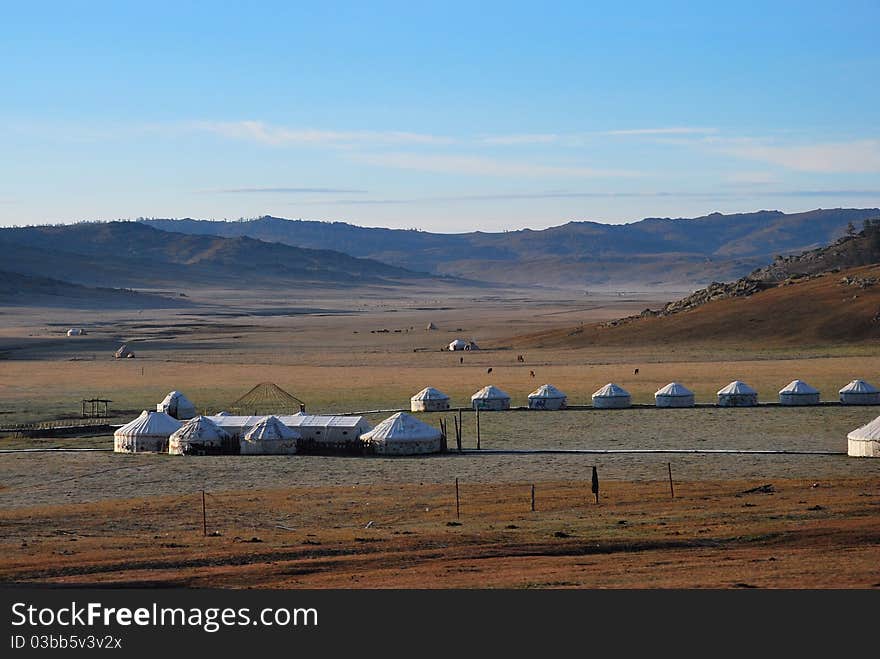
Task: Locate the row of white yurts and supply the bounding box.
[412,379,880,411]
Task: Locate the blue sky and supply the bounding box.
[1,1,879,231]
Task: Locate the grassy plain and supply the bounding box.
[1,282,879,587]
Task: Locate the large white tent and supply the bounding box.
[717,381,757,407]
[839,379,880,405]
[778,379,820,406]
[528,384,567,410]
[168,416,231,455]
[114,410,181,453]
[240,415,301,455]
[592,383,631,409]
[448,339,468,351]
[471,385,511,410]
[410,386,451,412]
[157,390,197,420]
[654,382,695,408]
[847,416,880,457]
[361,412,443,455]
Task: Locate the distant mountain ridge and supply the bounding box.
[0,221,437,291]
[142,208,880,288]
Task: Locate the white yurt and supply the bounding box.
[654,382,695,408]
[114,410,181,453]
[448,339,468,351]
[240,415,301,455]
[168,416,231,455]
[410,386,451,412]
[528,384,567,410]
[839,379,880,405]
[717,380,758,407]
[471,385,511,411]
[778,379,820,406]
[66,328,84,336]
[592,383,631,409]
[156,390,197,420]
[361,412,443,455]
[846,416,880,457]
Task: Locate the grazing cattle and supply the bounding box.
[460,356,464,364]
[529,370,535,378]
[634,368,639,375]
[487,367,493,374]
[517,354,525,363]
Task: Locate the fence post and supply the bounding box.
[530,484,535,512]
[667,462,675,499]
[201,490,207,536]
[455,478,460,519]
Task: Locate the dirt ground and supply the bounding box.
[2,283,879,588]
[1,478,877,588]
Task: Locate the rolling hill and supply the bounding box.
[0,270,190,308]
[0,222,440,290]
[508,224,880,348]
[142,208,880,288]
[508,263,880,348]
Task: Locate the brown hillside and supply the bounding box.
[506,264,880,348]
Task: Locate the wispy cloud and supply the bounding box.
[350,152,639,178]
[602,127,718,136]
[299,188,880,206]
[191,120,454,146]
[206,187,367,194]
[711,138,880,173]
[480,133,560,145]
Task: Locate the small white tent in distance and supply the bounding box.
[168,416,231,455]
[592,383,631,409]
[157,390,197,420]
[240,416,301,455]
[839,379,880,405]
[361,412,443,455]
[410,387,451,412]
[471,385,510,411]
[717,381,758,407]
[654,382,695,408]
[778,380,820,406]
[114,411,181,453]
[528,384,567,410]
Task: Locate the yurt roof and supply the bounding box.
[528,384,567,399]
[170,416,230,441]
[411,386,450,401]
[847,415,880,442]
[243,416,301,442]
[161,390,194,406]
[839,379,879,394]
[471,385,510,400]
[115,411,181,437]
[593,383,630,398]
[655,382,693,397]
[779,379,819,395]
[717,380,757,395]
[449,339,467,348]
[361,412,442,442]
